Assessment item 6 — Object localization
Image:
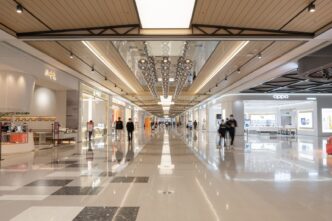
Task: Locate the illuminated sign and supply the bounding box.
[44,69,56,81]
[272,94,289,99]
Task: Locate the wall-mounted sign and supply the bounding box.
[44,69,56,81]
[298,111,313,129]
[272,94,289,99]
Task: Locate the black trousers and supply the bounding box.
[88,131,93,141]
[127,130,133,141]
[229,128,235,145]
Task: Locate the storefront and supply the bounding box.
[244,100,317,136]
[185,93,332,137]
[0,69,79,153]
[80,83,109,141]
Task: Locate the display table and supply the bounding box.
[53,132,77,144]
[2,132,34,154]
[248,126,279,133]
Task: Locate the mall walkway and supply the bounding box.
[0,128,332,221]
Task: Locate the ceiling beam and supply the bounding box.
[16,24,314,41]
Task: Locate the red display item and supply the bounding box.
[326,137,332,155]
[9,133,28,144]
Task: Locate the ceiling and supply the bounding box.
[1,0,332,116]
[241,71,332,94]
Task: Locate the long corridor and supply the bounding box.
[0,128,332,221]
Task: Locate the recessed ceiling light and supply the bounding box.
[135,0,195,28]
[257,53,262,59]
[16,4,23,13]
[308,2,315,12]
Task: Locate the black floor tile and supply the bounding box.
[111,176,149,183]
[111,177,135,183]
[66,164,88,168]
[73,207,139,221]
[25,179,73,186]
[115,207,139,221]
[50,160,78,164]
[51,186,102,195]
[134,177,149,183]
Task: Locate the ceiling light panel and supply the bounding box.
[146,41,186,56]
[135,0,195,28]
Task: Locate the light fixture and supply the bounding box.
[69,52,74,59]
[44,69,56,81]
[135,0,195,28]
[237,68,241,74]
[308,2,315,12]
[158,96,174,105]
[225,75,228,81]
[16,4,23,13]
[82,41,138,93]
[257,53,262,59]
[194,41,249,93]
[91,66,94,72]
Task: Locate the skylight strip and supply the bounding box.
[135,0,196,29]
[194,41,249,93]
[82,41,138,94]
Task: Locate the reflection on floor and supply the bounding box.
[0,128,332,220]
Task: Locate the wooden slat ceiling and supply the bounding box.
[28,40,141,95]
[1,0,332,116]
[0,0,139,32]
[190,40,304,94]
[192,0,332,33]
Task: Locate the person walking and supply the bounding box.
[193,120,198,130]
[126,118,134,142]
[87,120,94,142]
[115,117,124,141]
[218,119,227,147]
[226,114,237,147]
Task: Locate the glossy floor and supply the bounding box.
[0,128,332,221]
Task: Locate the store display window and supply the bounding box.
[322,109,332,133]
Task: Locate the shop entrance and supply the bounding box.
[81,84,109,141]
[244,100,317,136]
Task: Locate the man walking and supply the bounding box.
[87,120,94,142]
[115,117,124,141]
[126,118,134,142]
[226,114,237,147]
[193,120,198,130]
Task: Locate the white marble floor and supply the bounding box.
[0,128,332,220]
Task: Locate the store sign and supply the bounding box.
[44,69,56,81]
[273,94,289,100]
